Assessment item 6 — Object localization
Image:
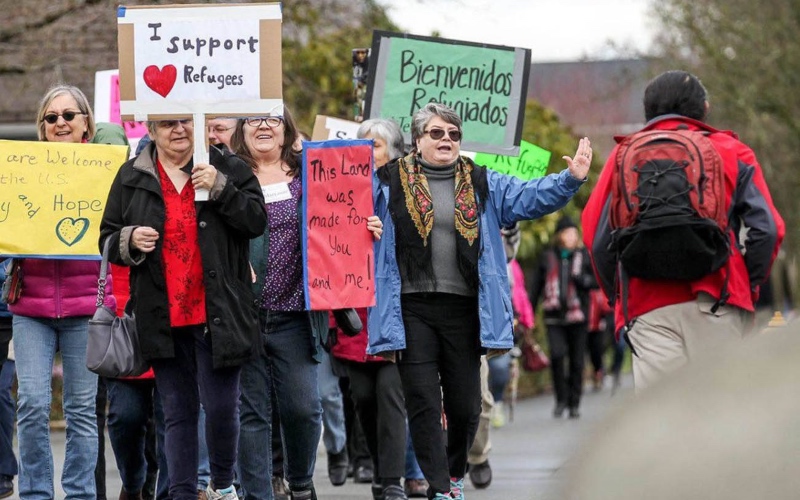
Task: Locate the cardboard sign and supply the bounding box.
[116,3,283,121]
[473,140,552,180]
[0,141,129,259]
[311,115,361,141]
[302,140,375,310]
[364,31,531,156]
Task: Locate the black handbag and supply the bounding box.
[86,238,148,378]
[332,308,363,337]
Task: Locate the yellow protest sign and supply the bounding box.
[0,140,128,258]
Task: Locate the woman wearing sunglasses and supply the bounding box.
[369,102,593,500]
[230,107,381,500]
[99,115,267,500]
[9,84,108,499]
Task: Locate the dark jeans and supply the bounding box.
[345,360,406,481]
[0,358,17,479]
[107,378,159,494]
[238,311,322,498]
[152,325,242,500]
[547,323,588,409]
[586,330,606,375]
[96,377,108,500]
[398,293,482,496]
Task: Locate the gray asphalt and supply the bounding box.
[42,375,633,499]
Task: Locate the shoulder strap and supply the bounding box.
[96,238,112,308]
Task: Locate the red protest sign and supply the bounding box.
[302,140,375,310]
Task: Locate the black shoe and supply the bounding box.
[353,464,375,484]
[553,403,567,418]
[290,486,317,500]
[382,484,408,500]
[272,476,290,500]
[0,476,12,499]
[327,450,349,486]
[569,407,581,419]
[371,481,384,500]
[468,459,492,489]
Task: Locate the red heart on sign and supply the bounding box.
[143,65,177,98]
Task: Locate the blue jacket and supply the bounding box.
[367,163,584,355]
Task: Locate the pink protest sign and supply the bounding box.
[302,140,375,310]
[110,74,148,138]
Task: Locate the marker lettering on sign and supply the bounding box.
[52,194,103,218]
[18,195,40,219]
[0,202,10,223]
[148,23,162,40]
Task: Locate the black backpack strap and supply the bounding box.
[617,262,639,358]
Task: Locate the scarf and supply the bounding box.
[542,249,586,324]
[384,153,487,291]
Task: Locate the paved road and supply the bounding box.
[43,375,633,499]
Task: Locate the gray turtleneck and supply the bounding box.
[400,158,476,297]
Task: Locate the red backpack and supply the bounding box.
[609,127,731,282]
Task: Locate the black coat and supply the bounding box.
[99,143,267,368]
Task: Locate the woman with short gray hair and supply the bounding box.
[370,102,593,499]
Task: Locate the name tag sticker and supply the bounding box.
[262,183,291,203]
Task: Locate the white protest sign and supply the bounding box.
[117,3,283,120]
[311,115,361,141]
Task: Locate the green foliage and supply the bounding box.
[515,100,601,267]
[282,0,398,131]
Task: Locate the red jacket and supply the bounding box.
[582,116,784,331]
[330,308,385,363]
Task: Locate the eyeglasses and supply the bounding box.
[424,128,462,142]
[157,119,193,129]
[42,111,85,124]
[246,116,283,128]
[208,125,234,134]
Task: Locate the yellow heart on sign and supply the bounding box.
[56,217,90,247]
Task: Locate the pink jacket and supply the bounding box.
[9,258,114,318]
[510,259,535,329]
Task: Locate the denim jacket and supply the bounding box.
[367,164,585,355]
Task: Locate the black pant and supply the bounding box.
[96,376,108,500]
[547,323,588,409]
[398,293,482,496]
[345,360,406,481]
[340,376,372,471]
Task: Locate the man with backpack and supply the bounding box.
[582,70,785,391]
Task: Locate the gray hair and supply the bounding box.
[410,103,462,147]
[357,118,405,160]
[36,84,96,142]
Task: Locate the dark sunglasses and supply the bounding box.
[424,128,462,142]
[246,116,284,128]
[42,111,85,124]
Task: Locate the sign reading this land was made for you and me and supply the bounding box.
[302,140,375,310]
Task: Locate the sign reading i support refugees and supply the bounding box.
[0,141,129,259]
[116,3,283,121]
[365,31,531,156]
[302,140,376,310]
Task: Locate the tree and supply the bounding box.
[650,0,798,301]
[514,99,600,267]
[282,0,398,130]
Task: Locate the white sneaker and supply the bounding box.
[205,484,238,500]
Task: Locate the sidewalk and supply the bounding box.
[46,375,633,499]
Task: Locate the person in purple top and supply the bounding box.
[231,107,382,500]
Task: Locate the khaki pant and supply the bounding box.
[628,293,753,392]
[467,356,493,464]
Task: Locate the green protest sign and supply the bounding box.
[365,31,531,156]
[473,140,551,181]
